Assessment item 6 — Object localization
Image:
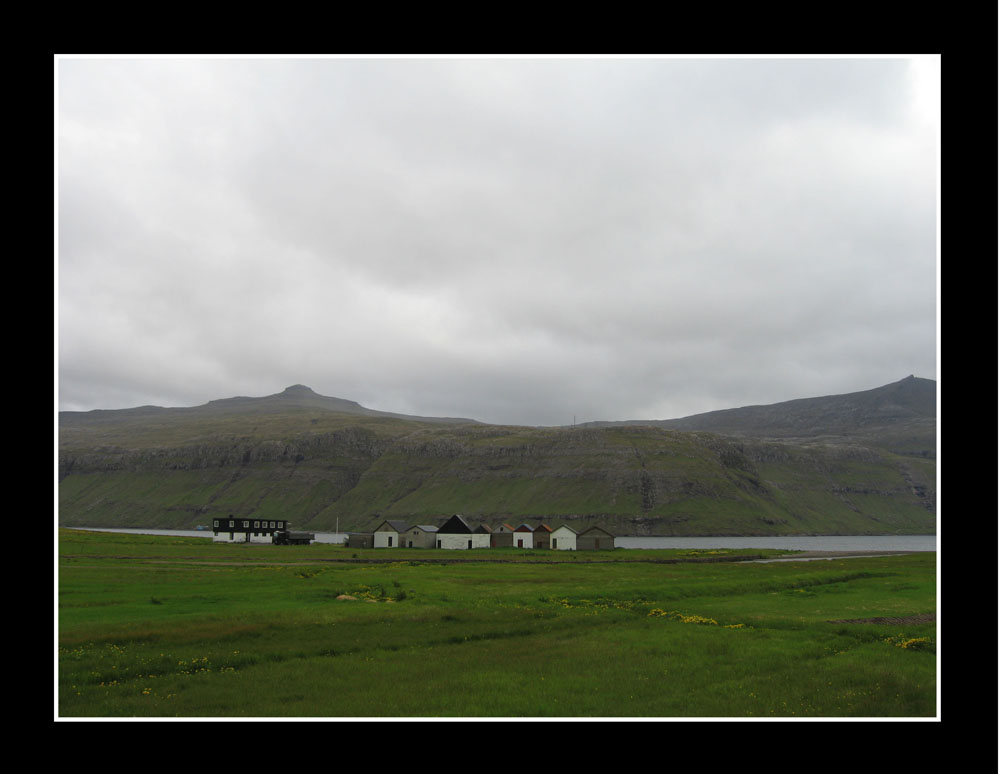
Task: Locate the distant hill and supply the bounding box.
[58,378,936,537]
[60,384,481,427]
[579,376,936,458]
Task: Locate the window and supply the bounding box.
[270,521,276,528]
[213,520,219,528]
[254,521,260,528]
[229,520,234,528]
[243,521,250,528]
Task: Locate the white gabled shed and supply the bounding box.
[513,523,534,549]
[549,525,579,550]
[373,519,410,548]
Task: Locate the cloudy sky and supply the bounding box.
[57,56,939,426]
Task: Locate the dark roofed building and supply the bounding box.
[437,514,491,549]
[577,525,615,550]
[533,523,553,549]
[346,532,374,549]
[438,514,474,534]
[514,523,534,549]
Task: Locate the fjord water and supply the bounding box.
[616,535,935,551]
[69,527,935,552]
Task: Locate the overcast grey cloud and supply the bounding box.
[57,56,939,426]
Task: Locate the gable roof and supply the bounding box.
[534,523,553,533]
[514,523,534,532]
[413,525,438,533]
[551,524,580,534]
[438,514,474,534]
[579,525,615,537]
[374,519,411,533]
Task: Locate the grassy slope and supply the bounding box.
[59,410,936,536]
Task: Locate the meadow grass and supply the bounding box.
[57,529,936,718]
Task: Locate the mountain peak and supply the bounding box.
[280,384,317,396]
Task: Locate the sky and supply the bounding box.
[56,55,939,427]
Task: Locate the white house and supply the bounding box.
[436,514,491,549]
[373,519,411,548]
[212,516,288,543]
[513,523,534,549]
[549,525,579,550]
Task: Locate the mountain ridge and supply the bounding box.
[61,375,935,434]
[60,383,482,426]
[57,376,937,536]
[577,375,935,456]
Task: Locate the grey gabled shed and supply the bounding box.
[577,525,615,550]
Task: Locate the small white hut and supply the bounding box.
[550,525,579,551]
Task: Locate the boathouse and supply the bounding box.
[532,523,553,549]
[550,525,579,551]
[373,519,411,548]
[513,523,534,548]
[436,514,491,549]
[577,525,615,550]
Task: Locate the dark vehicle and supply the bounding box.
[273,528,315,545]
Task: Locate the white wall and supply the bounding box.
[437,533,491,549]
[374,531,400,548]
[550,528,577,550]
[213,532,249,543]
[513,531,534,548]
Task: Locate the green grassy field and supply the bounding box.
[57,529,937,718]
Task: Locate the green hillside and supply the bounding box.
[58,383,936,536]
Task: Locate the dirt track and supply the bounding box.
[827,613,935,626]
[61,549,929,569]
[756,550,925,560]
